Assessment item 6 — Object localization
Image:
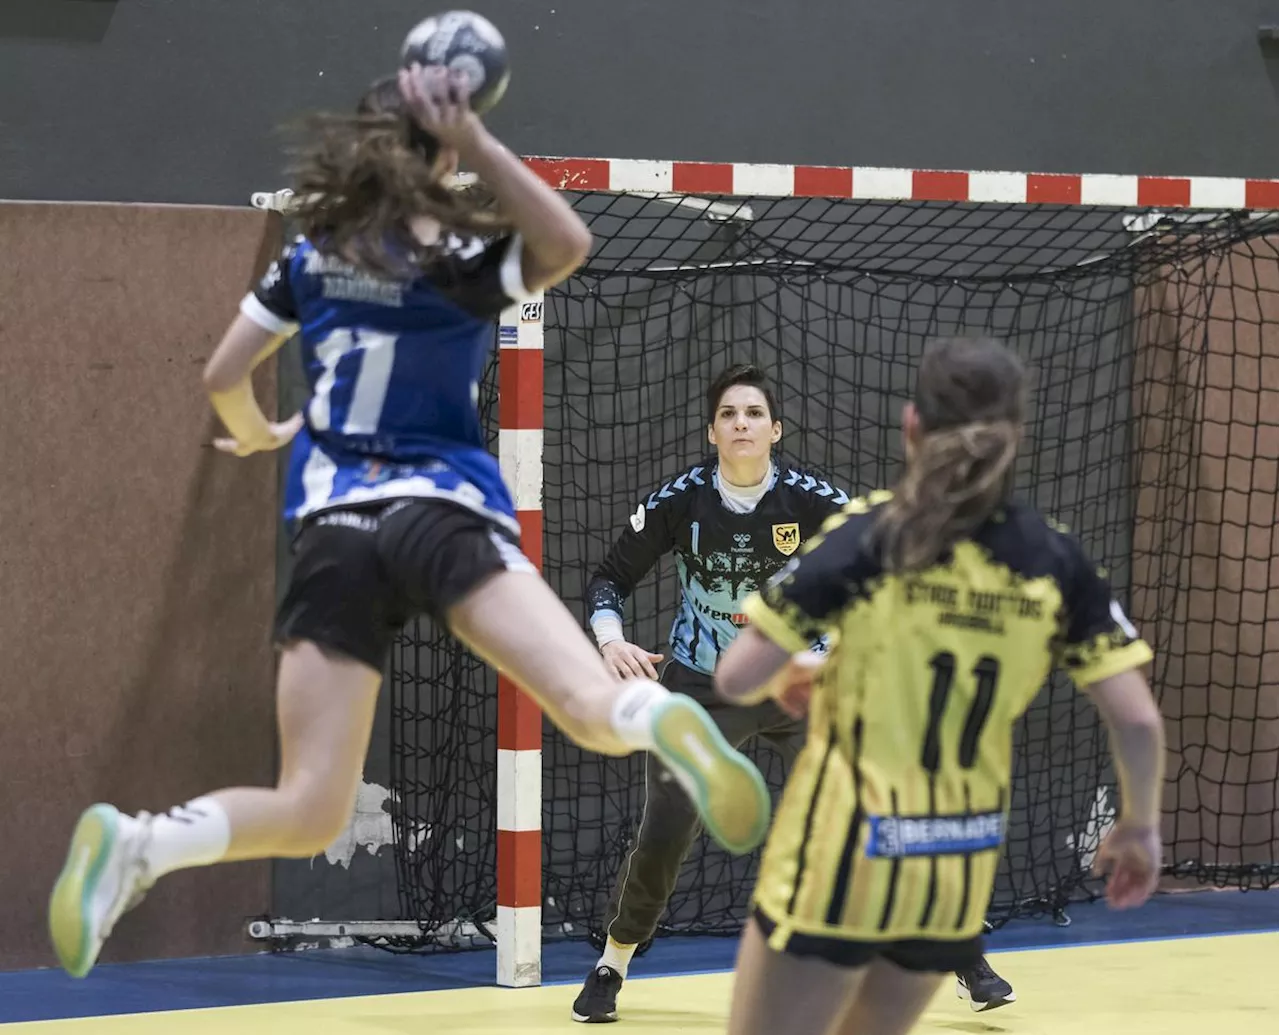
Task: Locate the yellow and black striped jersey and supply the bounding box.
[742,493,1152,944]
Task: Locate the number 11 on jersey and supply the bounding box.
[309,327,399,435]
[921,652,1001,773]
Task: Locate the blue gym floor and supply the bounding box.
[1,889,1276,1026]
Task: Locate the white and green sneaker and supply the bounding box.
[48,803,152,979]
[649,694,771,855]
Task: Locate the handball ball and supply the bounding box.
[401,11,510,115]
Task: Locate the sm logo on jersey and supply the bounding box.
[772,523,800,556]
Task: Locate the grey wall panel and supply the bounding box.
[0,0,1274,206]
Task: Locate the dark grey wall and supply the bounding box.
[0,0,1275,206]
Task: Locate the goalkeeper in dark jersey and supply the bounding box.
[571,363,1017,1023]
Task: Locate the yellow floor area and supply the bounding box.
[5,933,1276,1034]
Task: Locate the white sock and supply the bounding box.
[610,679,671,751]
[598,936,638,979]
[142,797,232,880]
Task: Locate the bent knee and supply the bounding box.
[276,782,357,856]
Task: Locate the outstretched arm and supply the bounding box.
[398,65,591,293]
[716,627,827,718]
[587,496,680,680]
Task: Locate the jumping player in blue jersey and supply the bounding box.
[47,65,771,980]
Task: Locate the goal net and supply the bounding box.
[387,163,1278,966]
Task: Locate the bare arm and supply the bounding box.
[457,133,592,292]
[716,628,827,719]
[1083,669,1166,827]
[715,627,793,705]
[398,66,591,293]
[203,313,298,455]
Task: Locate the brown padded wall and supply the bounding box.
[1131,237,1279,878]
[0,203,281,969]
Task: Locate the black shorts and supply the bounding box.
[752,908,984,974]
[275,498,534,671]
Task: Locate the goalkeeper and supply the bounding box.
[572,364,851,1023]
[571,362,1017,1022]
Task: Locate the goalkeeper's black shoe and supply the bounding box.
[572,965,623,1023]
[956,956,1016,1012]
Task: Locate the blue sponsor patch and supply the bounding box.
[498,326,518,345]
[866,811,1006,858]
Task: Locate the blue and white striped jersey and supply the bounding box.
[241,233,528,530]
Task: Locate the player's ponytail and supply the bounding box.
[287,75,511,277]
[875,337,1026,573]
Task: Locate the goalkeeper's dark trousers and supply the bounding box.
[601,658,802,947]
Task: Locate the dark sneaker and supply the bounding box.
[572,965,624,1023]
[956,956,1016,1012]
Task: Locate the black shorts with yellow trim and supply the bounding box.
[752,907,984,975]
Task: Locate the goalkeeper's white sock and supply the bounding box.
[609,680,671,751]
[598,935,638,979]
[141,797,232,879]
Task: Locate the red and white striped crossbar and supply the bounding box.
[490,153,1278,989]
[522,156,1279,209]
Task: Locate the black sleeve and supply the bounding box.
[435,233,527,319]
[585,479,688,624]
[1055,533,1154,687]
[243,240,300,331]
[743,510,872,653]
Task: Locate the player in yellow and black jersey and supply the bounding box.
[715,336,1166,1035]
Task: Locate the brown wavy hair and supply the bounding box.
[874,336,1027,572]
[287,75,510,276]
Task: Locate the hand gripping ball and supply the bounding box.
[401,11,510,114]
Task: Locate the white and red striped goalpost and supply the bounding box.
[243,155,1277,984]
[490,155,1278,988]
[495,292,547,988]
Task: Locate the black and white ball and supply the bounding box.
[401,11,510,115]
